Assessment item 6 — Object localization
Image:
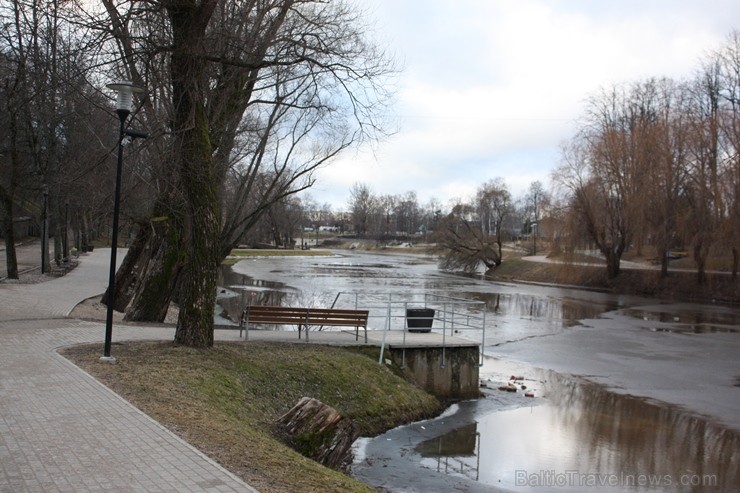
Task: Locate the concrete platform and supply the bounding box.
[240,327,481,349]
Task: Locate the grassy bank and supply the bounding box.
[62,341,441,493]
[489,256,739,304]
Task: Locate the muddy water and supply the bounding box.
[224,251,740,492]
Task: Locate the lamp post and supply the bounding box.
[101,80,144,363]
[41,187,49,274]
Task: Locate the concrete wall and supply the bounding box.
[388,345,480,400]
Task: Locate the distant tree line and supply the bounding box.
[555,31,740,282]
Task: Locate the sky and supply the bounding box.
[307,0,740,211]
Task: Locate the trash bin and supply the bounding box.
[406,308,435,333]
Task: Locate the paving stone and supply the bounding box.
[0,250,258,493]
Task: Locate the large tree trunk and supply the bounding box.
[732,246,738,280]
[53,203,62,266]
[125,218,183,322]
[173,114,220,347]
[0,193,19,279]
[169,1,220,348]
[101,223,149,312]
[693,239,709,285]
[604,250,621,280]
[656,243,670,277]
[660,253,669,277]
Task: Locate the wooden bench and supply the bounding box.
[239,305,370,342]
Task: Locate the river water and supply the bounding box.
[222,250,740,493]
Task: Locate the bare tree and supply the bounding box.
[683,60,724,285]
[432,202,501,273]
[524,180,546,255]
[555,84,653,280]
[0,0,111,278]
[476,178,513,258]
[394,191,420,237]
[636,78,692,276]
[86,1,395,346]
[716,30,740,279]
[348,182,374,236]
[375,194,396,239]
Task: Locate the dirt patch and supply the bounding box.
[69,296,179,324]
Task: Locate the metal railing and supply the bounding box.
[327,292,487,367]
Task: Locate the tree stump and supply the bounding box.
[274,397,357,471]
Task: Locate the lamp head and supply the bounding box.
[106,80,144,114]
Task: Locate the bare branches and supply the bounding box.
[554,32,740,281]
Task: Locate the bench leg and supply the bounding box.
[297,324,309,342]
[239,312,250,340]
[354,325,368,343]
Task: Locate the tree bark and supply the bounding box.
[274,397,357,472]
[101,223,149,312]
[124,217,183,322]
[604,250,621,280]
[173,114,220,347]
[732,246,738,280]
[169,1,220,348]
[659,250,670,277]
[693,240,708,285]
[0,193,19,279]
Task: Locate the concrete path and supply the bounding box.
[0,249,258,493]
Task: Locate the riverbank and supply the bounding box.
[320,239,738,304]
[488,255,739,304]
[62,341,442,493]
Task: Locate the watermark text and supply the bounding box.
[514,470,718,489]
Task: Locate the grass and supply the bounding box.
[62,341,441,493]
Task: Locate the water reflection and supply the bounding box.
[216,268,291,323]
[416,423,481,481]
[418,372,739,492]
[470,292,619,327]
[622,306,739,334]
[223,254,622,340]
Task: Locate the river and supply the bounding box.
[222,250,740,493]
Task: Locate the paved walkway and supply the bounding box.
[0,249,258,493]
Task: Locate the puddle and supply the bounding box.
[622,307,739,326]
[623,306,739,334]
[641,325,738,334]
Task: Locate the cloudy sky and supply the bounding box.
[308,0,740,211]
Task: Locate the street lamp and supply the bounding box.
[101,80,144,364]
[41,187,49,274]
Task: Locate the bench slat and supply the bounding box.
[239,305,369,342]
